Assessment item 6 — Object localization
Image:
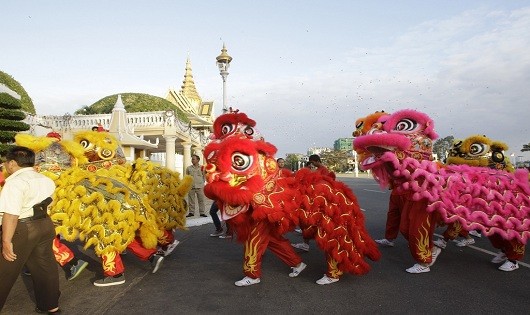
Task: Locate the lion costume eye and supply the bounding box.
[491,151,505,163]
[99,148,114,159]
[79,139,90,149]
[231,152,252,171]
[469,143,489,156]
[243,126,254,136]
[394,119,417,133]
[221,124,236,136]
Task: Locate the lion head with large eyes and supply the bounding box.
[203,110,279,220]
[354,109,438,169]
[74,131,127,171]
[446,135,514,172]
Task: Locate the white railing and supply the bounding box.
[24,111,211,146]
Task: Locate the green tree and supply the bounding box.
[0,92,30,156]
[0,70,36,114]
[321,150,350,173]
[433,135,454,162]
[285,153,302,171]
[75,93,189,122]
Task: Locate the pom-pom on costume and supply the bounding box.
[203,109,380,285]
[353,110,530,251]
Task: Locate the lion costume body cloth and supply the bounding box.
[203,110,380,280]
[353,109,530,247]
[15,131,191,276]
[439,135,525,260]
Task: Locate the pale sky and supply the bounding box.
[2,1,530,160]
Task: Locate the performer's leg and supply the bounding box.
[442,222,461,241]
[268,233,302,267]
[101,251,125,277]
[503,239,525,261]
[398,197,412,242]
[52,235,74,267]
[488,233,504,250]
[384,190,404,240]
[94,251,126,287]
[242,221,271,279]
[209,202,222,232]
[157,230,175,248]
[325,255,344,279]
[403,198,438,274]
[127,237,157,261]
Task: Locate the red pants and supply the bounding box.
[243,220,302,279]
[54,230,174,277]
[102,237,158,276]
[399,194,437,264]
[488,234,525,261]
[52,236,74,267]
[384,189,406,240]
[442,221,469,240]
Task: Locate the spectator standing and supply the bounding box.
[209,201,224,237]
[0,146,61,313]
[186,154,207,217]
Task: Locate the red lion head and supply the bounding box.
[204,110,279,220]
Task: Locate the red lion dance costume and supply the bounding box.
[354,109,529,272]
[203,109,380,286]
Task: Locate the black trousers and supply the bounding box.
[0,217,60,311]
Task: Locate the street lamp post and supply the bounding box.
[216,43,233,113]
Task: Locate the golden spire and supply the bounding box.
[180,56,202,104]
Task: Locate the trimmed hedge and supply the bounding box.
[0,70,36,114]
[0,93,20,109]
[0,119,30,132]
[0,107,26,120]
[75,93,190,123]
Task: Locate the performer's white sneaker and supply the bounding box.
[433,238,447,249]
[491,252,507,264]
[428,246,442,267]
[498,260,519,272]
[469,230,482,238]
[289,262,307,277]
[406,263,430,274]
[455,238,475,247]
[157,240,180,257]
[375,238,394,247]
[292,242,309,252]
[316,274,339,285]
[235,276,260,287]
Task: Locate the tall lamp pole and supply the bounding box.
[216,43,233,113]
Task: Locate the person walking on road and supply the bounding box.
[0,146,61,313]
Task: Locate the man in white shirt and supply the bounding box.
[186,154,207,217]
[0,146,60,313]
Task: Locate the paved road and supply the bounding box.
[2,175,528,314]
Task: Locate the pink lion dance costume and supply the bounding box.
[354,109,529,272]
[203,109,380,286]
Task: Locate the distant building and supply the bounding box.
[307,147,332,156]
[334,138,354,151]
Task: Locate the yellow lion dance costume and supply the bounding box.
[15,130,192,284]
